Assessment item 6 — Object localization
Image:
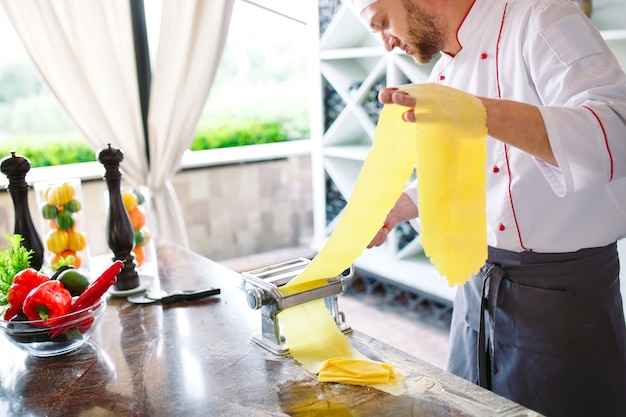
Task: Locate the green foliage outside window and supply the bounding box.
[0,119,302,167]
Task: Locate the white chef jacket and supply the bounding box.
[404,0,626,253]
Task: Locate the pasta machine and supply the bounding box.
[240,258,353,355]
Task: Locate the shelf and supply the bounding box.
[390,54,438,84]
[355,245,456,304]
[312,0,449,305]
[320,3,380,51]
[320,47,386,60]
[323,156,364,200]
[323,108,372,146]
[323,145,371,160]
[321,56,385,102]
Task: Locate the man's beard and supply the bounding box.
[402,0,446,64]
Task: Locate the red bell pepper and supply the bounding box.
[22,280,71,327]
[3,305,21,321]
[5,268,50,319]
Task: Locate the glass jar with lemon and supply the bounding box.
[34,179,91,273]
[120,186,156,277]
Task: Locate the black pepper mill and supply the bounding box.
[97,144,140,291]
[0,151,44,269]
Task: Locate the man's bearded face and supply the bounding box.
[402,0,446,64]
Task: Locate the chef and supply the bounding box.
[358,0,626,415]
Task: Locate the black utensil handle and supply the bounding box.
[161,288,221,304]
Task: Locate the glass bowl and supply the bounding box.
[0,297,106,357]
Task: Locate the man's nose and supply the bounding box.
[381,32,396,52]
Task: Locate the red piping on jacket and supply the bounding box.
[496,4,529,250]
[582,105,614,180]
[455,0,476,54]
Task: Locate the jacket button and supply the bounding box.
[480,53,488,60]
[492,166,500,173]
[499,223,505,231]
[439,75,445,81]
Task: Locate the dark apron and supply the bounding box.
[447,243,626,417]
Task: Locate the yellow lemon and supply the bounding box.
[122,192,139,213]
[46,183,76,206]
[46,229,69,253]
[67,230,87,252]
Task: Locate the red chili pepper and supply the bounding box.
[71,260,122,312]
[6,268,50,315]
[49,260,122,338]
[22,280,71,327]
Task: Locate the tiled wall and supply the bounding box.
[0,154,314,263]
[171,155,314,260]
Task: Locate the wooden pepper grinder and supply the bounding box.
[97,144,140,290]
[0,151,44,269]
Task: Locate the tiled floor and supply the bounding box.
[220,246,451,369]
[341,287,451,369]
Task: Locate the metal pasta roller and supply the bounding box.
[240,258,353,355]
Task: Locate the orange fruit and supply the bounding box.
[134,245,145,266]
[128,207,146,230]
[51,250,82,268]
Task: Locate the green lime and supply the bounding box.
[133,189,145,205]
[57,269,90,296]
[50,264,74,280]
[64,199,82,213]
[56,211,75,230]
[134,229,146,246]
[41,204,58,220]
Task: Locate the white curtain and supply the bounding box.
[0,0,235,248]
[147,0,235,247]
[0,0,147,182]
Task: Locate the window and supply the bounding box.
[197,0,309,148]
[0,0,309,169]
[0,9,84,167]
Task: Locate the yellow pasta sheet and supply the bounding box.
[403,83,487,284]
[278,83,487,389]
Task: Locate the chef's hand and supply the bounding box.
[378,87,416,123]
[368,212,400,249]
[368,193,420,249]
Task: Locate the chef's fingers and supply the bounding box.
[367,225,390,248]
[403,108,416,123]
[379,88,417,107]
[378,87,399,104]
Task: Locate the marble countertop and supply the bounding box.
[0,244,541,416]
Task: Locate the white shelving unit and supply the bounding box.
[309,1,455,304]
